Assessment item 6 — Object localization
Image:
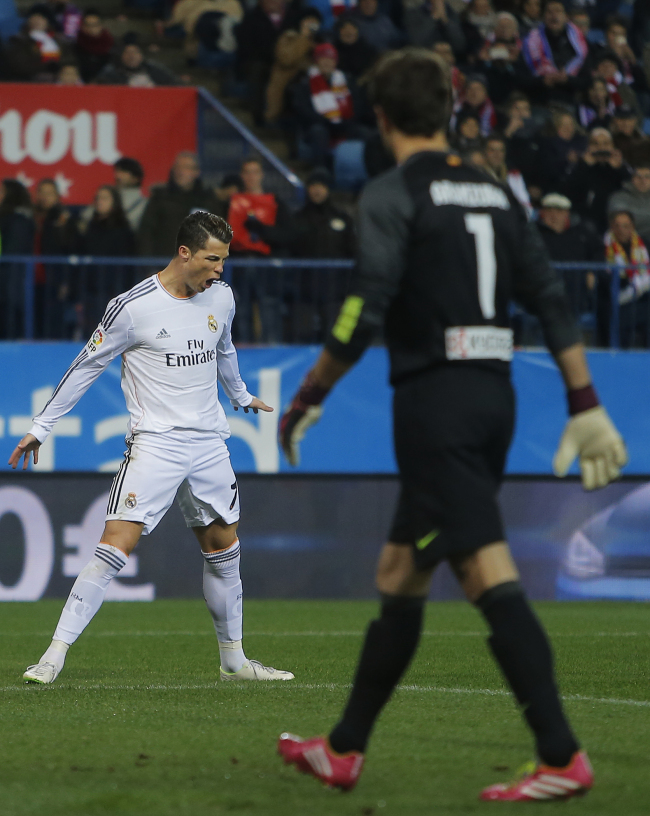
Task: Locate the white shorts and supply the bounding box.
[106,430,240,535]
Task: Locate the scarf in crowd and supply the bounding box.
[603,74,624,108]
[29,30,61,62]
[451,66,464,103]
[309,65,353,123]
[522,21,587,77]
[451,98,496,137]
[330,0,357,17]
[605,228,650,303]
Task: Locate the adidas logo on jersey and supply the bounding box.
[156,328,171,339]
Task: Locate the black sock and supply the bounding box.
[329,594,424,754]
[476,581,579,768]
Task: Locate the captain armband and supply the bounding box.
[332,296,365,344]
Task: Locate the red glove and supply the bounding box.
[279,373,329,466]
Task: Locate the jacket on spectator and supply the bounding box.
[564,159,631,234]
[138,178,222,257]
[613,131,650,168]
[537,216,602,264]
[403,2,465,56]
[291,198,355,257]
[334,30,377,78]
[228,192,293,256]
[235,1,303,70]
[265,28,315,122]
[609,182,650,246]
[78,219,136,258]
[0,208,35,254]
[97,57,178,86]
[75,25,114,81]
[350,7,403,52]
[168,0,243,58]
[540,132,588,190]
[3,32,45,80]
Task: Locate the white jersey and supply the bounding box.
[29,274,253,444]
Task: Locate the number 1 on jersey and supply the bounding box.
[464,213,496,319]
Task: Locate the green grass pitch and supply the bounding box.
[1,600,649,816]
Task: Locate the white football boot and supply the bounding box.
[23,662,61,685]
[220,660,295,681]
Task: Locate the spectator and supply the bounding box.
[609,163,650,246]
[502,92,541,188]
[113,158,148,232]
[214,173,243,216]
[138,152,220,257]
[569,8,591,41]
[4,13,61,81]
[165,0,243,67]
[602,15,648,97]
[610,106,650,167]
[578,77,614,130]
[265,8,322,124]
[452,74,495,136]
[603,210,650,347]
[517,0,541,38]
[462,0,497,60]
[564,127,630,235]
[334,16,378,79]
[475,12,528,105]
[305,0,357,32]
[350,0,403,53]
[290,42,370,167]
[539,111,587,190]
[483,133,532,215]
[227,157,292,342]
[0,179,35,338]
[235,0,304,127]
[451,112,484,154]
[592,50,639,113]
[56,61,82,84]
[77,185,137,334]
[97,39,178,86]
[291,166,355,257]
[27,0,82,41]
[521,0,588,105]
[536,191,602,315]
[33,178,79,339]
[432,40,465,104]
[403,0,465,57]
[75,10,114,82]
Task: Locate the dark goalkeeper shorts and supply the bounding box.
[389,364,515,569]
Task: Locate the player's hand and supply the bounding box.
[279,372,330,466]
[234,397,273,414]
[553,407,628,490]
[8,434,41,471]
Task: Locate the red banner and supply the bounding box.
[0,84,197,205]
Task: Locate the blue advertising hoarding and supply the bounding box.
[0,344,649,475]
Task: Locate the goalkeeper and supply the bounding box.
[276,48,627,802]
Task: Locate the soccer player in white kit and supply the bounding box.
[9,211,294,684]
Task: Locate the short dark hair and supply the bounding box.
[367,48,451,137]
[114,157,144,184]
[605,14,628,32]
[176,211,233,253]
[609,209,635,225]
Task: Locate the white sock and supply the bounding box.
[53,543,128,646]
[38,639,69,671]
[202,540,247,672]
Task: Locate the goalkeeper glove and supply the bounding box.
[553,384,627,490]
[279,373,329,466]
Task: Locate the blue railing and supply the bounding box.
[0,256,648,348]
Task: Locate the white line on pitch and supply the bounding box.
[2,630,649,638]
[2,682,648,708]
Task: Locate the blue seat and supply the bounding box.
[643,118,650,137]
[333,140,367,192]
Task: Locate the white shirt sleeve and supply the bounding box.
[217,299,253,408]
[29,302,136,443]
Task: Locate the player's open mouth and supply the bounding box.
[204,276,221,287]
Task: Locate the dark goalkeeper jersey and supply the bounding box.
[325,151,580,385]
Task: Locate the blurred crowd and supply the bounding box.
[1,0,650,346]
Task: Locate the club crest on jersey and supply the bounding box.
[208,314,218,333]
[87,327,104,353]
[124,492,137,509]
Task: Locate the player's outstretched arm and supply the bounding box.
[8,434,41,471]
[279,349,353,467]
[552,343,628,490]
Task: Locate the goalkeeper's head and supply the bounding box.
[367,48,451,143]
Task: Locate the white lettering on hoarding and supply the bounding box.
[0,109,121,165]
[0,487,54,600]
[9,387,81,472]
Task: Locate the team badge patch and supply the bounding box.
[87,327,104,353]
[208,314,218,333]
[124,492,138,509]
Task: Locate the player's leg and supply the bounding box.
[181,434,294,681]
[450,543,592,800]
[23,520,142,684]
[24,432,187,685]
